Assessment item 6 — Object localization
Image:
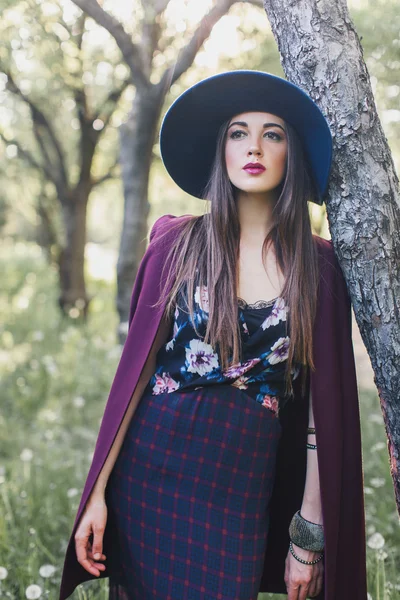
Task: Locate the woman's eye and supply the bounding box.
[265,131,282,140]
[229,130,245,139]
[229,130,282,140]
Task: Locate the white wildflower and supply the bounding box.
[370,477,385,488]
[73,396,85,408]
[67,488,78,498]
[368,413,382,424]
[38,408,57,423]
[0,566,8,579]
[39,564,56,578]
[25,584,42,599]
[371,442,386,452]
[32,331,44,341]
[377,549,388,561]
[367,532,385,550]
[42,355,58,375]
[20,448,33,462]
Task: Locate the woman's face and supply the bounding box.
[224,111,288,197]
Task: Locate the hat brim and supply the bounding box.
[159,70,332,205]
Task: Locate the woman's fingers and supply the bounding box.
[75,521,106,576]
[87,545,107,560]
[307,564,324,597]
[87,543,107,570]
[75,531,101,576]
[284,547,324,600]
[91,521,105,561]
[75,498,108,576]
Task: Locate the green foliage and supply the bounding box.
[350,0,400,162]
[0,241,119,597]
[0,242,399,599]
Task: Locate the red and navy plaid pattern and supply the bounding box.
[106,384,282,600]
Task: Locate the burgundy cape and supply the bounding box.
[59,214,367,600]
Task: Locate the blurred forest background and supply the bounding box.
[0,0,399,598]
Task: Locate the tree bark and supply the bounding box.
[116,86,166,339]
[262,0,400,510]
[58,187,91,318]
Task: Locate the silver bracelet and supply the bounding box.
[289,510,325,553]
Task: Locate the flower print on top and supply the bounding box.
[222,357,261,379]
[261,394,279,414]
[165,305,180,351]
[268,336,290,364]
[144,282,302,419]
[291,363,301,381]
[185,339,219,376]
[194,285,209,313]
[261,297,287,330]
[231,375,250,390]
[151,371,180,394]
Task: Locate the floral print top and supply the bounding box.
[143,282,301,419]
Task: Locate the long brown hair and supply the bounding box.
[152,116,320,401]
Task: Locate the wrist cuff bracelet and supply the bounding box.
[289,510,325,553]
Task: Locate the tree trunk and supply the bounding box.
[116,85,167,342]
[262,0,400,510]
[36,191,60,264]
[58,187,91,319]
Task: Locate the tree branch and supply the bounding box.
[70,0,149,88]
[90,156,121,188]
[154,0,171,15]
[0,130,54,183]
[158,0,237,90]
[94,78,131,131]
[3,69,69,189]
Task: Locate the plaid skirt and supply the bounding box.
[105,384,282,600]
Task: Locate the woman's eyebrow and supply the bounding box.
[228,121,286,132]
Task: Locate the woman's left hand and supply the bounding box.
[284,542,324,599]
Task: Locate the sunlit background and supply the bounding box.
[0,0,399,598]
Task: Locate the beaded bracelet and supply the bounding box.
[307,426,316,449]
[289,541,324,565]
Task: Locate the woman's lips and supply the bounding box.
[243,166,266,174]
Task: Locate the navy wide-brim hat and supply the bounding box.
[159,70,333,205]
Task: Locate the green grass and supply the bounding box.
[0,240,399,599]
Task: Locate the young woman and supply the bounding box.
[59,71,367,600]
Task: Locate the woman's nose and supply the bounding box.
[247,144,262,157]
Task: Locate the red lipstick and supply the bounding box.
[243,162,266,174]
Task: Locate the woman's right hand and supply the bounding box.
[74,494,108,577]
